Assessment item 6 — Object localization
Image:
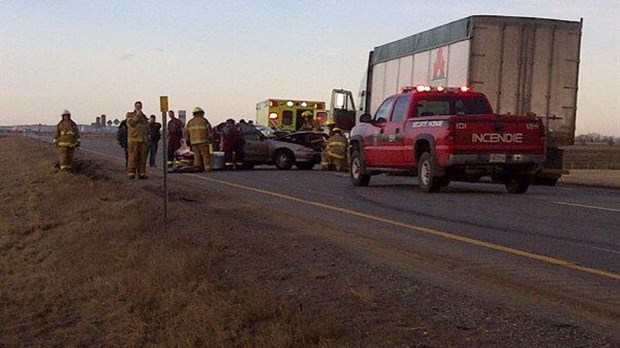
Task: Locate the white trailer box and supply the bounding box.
[360,15,583,153]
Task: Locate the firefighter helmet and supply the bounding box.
[332,127,342,134]
[192,106,205,114]
[325,118,336,126]
[61,109,71,116]
[302,111,313,118]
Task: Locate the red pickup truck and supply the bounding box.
[349,86,546,193]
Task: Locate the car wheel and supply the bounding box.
[350,150,370,186]
[296,162,315,170]
[505,176,532,194]
[273,150,294,170]
[418,152,443,193]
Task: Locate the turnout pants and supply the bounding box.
[127,142,149,177]
[191,143,212,171]
[58,146,75,170]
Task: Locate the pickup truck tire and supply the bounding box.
[350,150,370,186]
[505,176,532,194]
[274,150,294,170]
[418,152,443,193]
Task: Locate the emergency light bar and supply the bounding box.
[400,85,471,93]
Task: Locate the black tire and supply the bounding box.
[350,150,370,186]
[417,152,443,193]
[505,176,532,194]
[296,162,316,170]
[273,150,294,170]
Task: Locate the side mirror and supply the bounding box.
[359,114,372,123]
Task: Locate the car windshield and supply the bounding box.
[254,125,275,138]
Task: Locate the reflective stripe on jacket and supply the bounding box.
[54,120,80,147]
[186,116,212,145]
[326,134,347,159]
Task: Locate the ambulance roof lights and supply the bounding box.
[300,101,308,107]
[286,101,294,107]
[268,112,278,120]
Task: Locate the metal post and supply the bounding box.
[162,111,168,232]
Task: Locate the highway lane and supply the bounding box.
[83,139,620,273]
[77,136,619,276]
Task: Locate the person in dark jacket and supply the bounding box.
[167,110,184,166]
[116,119,128,168]
[147,115,162,167]
[221,118,245,168]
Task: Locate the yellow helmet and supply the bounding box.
[325,118,336,126]
[302,111,313,118]
[192,106,204,114]
[332,127,342,134]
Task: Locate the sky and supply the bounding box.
[1,0,619,135]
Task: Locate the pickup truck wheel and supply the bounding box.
[350,150,370,186]
[274,150,294,170]
[505,176,532,194]
[418,152,442,193]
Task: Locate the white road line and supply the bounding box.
[553,201,620,213]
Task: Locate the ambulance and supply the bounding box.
[256,99,327,132]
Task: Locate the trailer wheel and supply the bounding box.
[418,152,443,193]
[350,150,370,186]
[505,176,532,194]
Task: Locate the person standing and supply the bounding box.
[126,101,149,179]
[300,111,320,131]
[147,115,162,167]
[53,109,80,171]
[116,119,128,168]
[167,110,184,166]
[185,106,213,172]
[320,127,348,172]
[221,118,245,168]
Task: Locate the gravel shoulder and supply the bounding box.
[1,134,617,347]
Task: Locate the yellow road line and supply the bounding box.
[189,174,620,281]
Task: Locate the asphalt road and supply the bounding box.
[73,136,620,335]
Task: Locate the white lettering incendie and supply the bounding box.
[472,133,524,143]
[411,120,443,128]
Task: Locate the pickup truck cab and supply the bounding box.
[349,86,546,193]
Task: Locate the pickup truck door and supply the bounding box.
[363,97,395,166]
[382,95,411,167]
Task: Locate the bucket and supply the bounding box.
[211,151,224,170]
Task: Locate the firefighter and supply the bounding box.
[126,101,150,179]
[185,106,213,172]
[167,110,184,166]
[324,117,336,136]
[53,109,80,171]
[221,118,245,169]
[300,110,319,131]
[321,127,348,172]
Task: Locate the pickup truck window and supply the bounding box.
[414,96,492,117]
[374,97,395,122]
[391,95,410,122]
